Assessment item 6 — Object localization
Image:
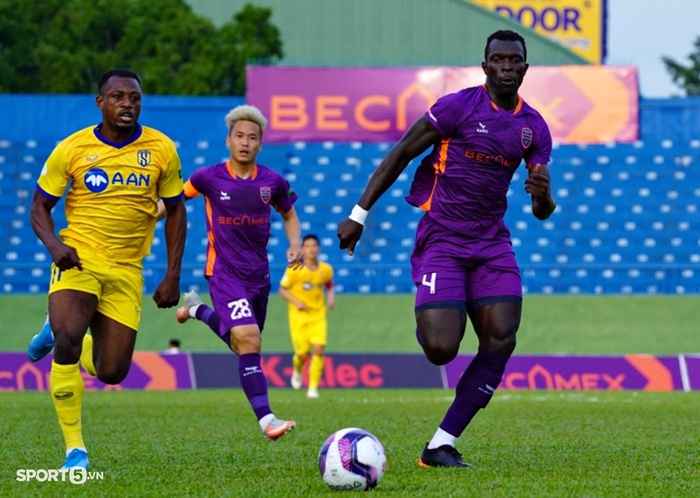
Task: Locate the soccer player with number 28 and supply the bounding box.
[338,30,556,468]
[159,105,302,440]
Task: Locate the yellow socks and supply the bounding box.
[308,354,324,391]
[292,354,304,375]
[80,334,96,377]
[50,361,85,451]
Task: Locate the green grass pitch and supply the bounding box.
[1,389,698,497]
[1,294,699,496]
[0,294,698,354]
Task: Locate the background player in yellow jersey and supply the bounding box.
[27,68,187,471]
[279,234,335,398]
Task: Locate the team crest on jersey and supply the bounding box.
[137,150,151,166]
[260,187,271,204]
[521,128,533,148]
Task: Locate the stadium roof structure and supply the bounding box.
[185,0,588,67]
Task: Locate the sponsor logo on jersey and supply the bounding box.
[218,215,268,226]
[84,168,152,193]
[84,168,109,193]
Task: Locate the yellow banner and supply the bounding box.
[469,0,604,63]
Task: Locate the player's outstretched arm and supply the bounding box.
[337,117,441,255]
[153,197,187,308]
[525,163,556,220]
[30,190,83,271]
[281,206,303,269]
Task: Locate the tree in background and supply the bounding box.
[662,37,700,97]
[0,0,282,95]
[219,4,283,95]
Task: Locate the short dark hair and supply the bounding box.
[484,30,527,62]
[169,339,181,347]
[302,234,319,244]
[98,68,141,94]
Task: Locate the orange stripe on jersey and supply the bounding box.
[226,160,258,180]
[513,96,523,115]
[184,180,200,198]
[482,84,523,114]
[204,197,217,276]
[419,139,450,211]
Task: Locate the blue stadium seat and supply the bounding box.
[2,138,700,294]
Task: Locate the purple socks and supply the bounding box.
[439,348,510,437]
[238,353,272,420]
[195,304,233,347]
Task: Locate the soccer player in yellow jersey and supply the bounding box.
[27,68,187,471]
[279,234,335,398]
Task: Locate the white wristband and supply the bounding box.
[349,204,368,225]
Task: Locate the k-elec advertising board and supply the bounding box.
[246,65,638,144]
[1,353,697,392]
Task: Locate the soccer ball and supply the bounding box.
[318,427,386,491]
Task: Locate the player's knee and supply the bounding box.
[232,329,262,354]
[96,364,130,385]
[483,331,517,356]
[53,335,83,363]
[423,343,459,366]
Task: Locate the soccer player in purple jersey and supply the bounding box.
[338,30,556,468]
[158,105,302,440]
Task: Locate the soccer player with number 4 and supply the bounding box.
[338,30,556,468]
[158,105,302,440]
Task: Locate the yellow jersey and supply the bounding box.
[280,261,334,314]
[36,124,183,263]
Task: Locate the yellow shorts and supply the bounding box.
[289,311,327,355]
[48,249,144,331]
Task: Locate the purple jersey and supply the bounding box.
[187,161,297,284]
[405,85,552,237]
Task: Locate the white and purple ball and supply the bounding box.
[318,427,386,491]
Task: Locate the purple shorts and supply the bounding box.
[410,215,522,312]
[208,274,271,336]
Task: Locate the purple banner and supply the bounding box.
[683,355,700,391]
[247,66,446,143]
[190,353,442,389]
[444,355,685,391]
[246,65,638,144]
[0,353,193,391]
[3,352,695,391]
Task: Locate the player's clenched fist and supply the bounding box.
[337,218,364,256]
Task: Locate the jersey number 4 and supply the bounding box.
[421,272,437,295]
[228,298,253,320]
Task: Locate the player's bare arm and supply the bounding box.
[525,163,556,220]
[279,285,308,310]
[29,190,83,271]
[337,116,441,255]
[153,197,187,308]
[156,194,194,221]
[326,283,336,310]
[281,206,303,269]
